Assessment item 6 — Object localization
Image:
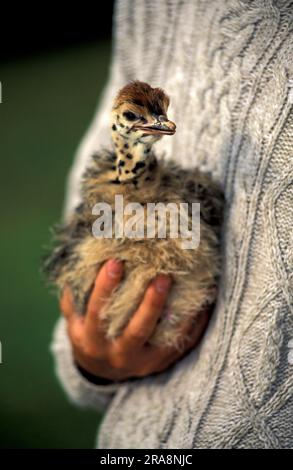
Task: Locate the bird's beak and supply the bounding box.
[133,119,176,136]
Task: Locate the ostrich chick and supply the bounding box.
[44,81,224,349]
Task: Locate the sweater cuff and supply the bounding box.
[51,318,121,411]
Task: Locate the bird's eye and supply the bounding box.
[123,111,137,121]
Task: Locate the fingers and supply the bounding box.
[85,259,123,336]
[120,274,172,349]
[142,307,211,373]
[60,286,85,346]
[60,285,76,320]
[170,307,210,354]
[183,307,210,350]
[67,314,85,348]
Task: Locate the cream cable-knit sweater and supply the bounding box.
[51,0,293,449]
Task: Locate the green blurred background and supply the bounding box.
[0,36,112,448]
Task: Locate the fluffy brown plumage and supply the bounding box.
[44,81,224,349]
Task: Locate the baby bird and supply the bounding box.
[44,81,224,349]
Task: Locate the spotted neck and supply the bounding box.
[111,128,157,185]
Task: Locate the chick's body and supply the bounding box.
[44,81,224,349]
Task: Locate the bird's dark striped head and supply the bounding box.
[114,80,170,117]
[111,81,176,144]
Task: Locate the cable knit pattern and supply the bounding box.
[52,0,293,448]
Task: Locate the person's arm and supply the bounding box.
[50,1,211,412]
[49,2,128,411]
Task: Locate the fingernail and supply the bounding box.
[155,275,171,294]
[107,259,122,278]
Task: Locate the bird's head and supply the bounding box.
[111,81,176,145]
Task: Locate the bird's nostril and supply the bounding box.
[158,115,167,122]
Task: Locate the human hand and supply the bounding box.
[60,259,210,382]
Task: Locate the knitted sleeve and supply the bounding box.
[51,319,121,410]
[50,2,131,411]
